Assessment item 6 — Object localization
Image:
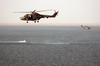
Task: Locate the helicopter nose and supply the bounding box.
[20,17,22,20]
[20,17,24,20]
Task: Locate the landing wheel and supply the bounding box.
[26,22,28,23]
[34,21,36,23]
[37,21,39,23]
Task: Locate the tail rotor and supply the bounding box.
[54,10,59,16]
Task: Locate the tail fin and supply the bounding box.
[52,11,59,17]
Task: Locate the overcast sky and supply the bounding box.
[0,0,100,26]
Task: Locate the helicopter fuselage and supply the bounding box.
[20,13,43,22]
[20,11,58,23]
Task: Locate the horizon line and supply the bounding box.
[0,23,100,26]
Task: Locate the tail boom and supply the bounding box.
[43,11,58,18]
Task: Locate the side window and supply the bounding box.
[28,15,31,17]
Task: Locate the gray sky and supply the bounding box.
[0,0,100,26]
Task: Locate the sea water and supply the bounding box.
[0,26,100,44]
[0,25,100,66]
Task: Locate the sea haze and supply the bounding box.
[0,25,100,44]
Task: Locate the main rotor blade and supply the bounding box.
[13,9,53,13]
[36,9,52,12]
[13,12,30,13]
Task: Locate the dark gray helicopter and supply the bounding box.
[14,9,58,23]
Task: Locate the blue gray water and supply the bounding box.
[0,26,100,44]
[0,26,100,66]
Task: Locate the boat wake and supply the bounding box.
[0,40,26,43]
[0,40,99,45]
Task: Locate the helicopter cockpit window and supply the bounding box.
[28,15,31,17]
[24,15,26,17]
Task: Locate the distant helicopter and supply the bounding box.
[81,25,91,29]
[14,9,58,23]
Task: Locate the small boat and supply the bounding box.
[19,40,26,43]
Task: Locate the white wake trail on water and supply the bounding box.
[0,40,99,44]
[0,40,26,43]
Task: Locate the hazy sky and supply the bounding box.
[0,0,100,26]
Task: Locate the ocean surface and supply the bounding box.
[0,26,100,66]
[0,26,100,44]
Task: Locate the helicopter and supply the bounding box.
[81,25,91,29]
[14,9,58,23]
